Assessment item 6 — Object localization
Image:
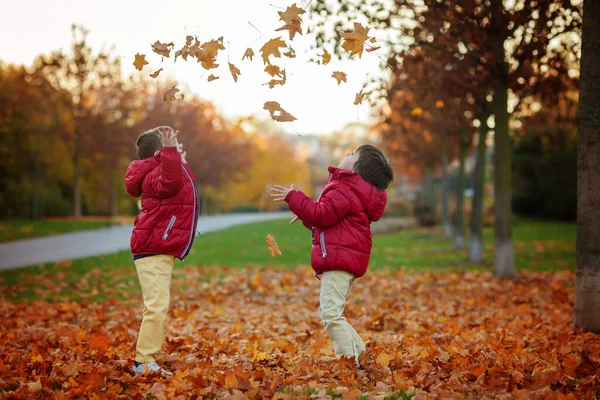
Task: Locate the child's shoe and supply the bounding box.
[133,361,173,376]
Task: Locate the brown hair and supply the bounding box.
[353,144,393,190]
[136,126,167,159]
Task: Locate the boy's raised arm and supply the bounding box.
[150,147,183,198]
[277,186,351,229]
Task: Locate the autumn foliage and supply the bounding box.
[1,267,598,399]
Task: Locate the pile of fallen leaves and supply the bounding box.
[1,267,599,399]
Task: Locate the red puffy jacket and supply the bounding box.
[125,147,199,260]
[285,166,387,278]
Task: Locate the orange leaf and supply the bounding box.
[198,37,225,70]
[317,49,331,65]
[341,22,371,58]
[132,53,149,71]
[266,233,282,257]
[208,74,219,82]
[265,65,283,77]
[471,364,487,378]
[263,101,296,123]
[242,48,254,61]
[163,86,180,103]
[229,62,241,83]
[149,68,163,78]
[224,370,239,389]
[354,90,365,105]
[87,333,110,352]
[151,40,174,58]
[275,4,305,40]
[260,37,288,65]
[332,71,347,85]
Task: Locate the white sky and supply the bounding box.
[0,0,389,135]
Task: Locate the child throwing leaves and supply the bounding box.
[271,144,393,365]
[125,126,199,376]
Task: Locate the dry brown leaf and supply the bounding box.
[267,69,287,88]
[133,53,149,71]
[229,62,241,83]
[341,22,371,58]
[208,74,220,82]
[151,40,175,58]
[242,48,254,61]
[265,65,283,77]
[317,49,331,65]
[163,86,180,103]
[332,71,347,85]
[266,233,282,257]
[283,46,296,58]
[263,102,296,123]
[354,90,365,105]
[149,68,163,79]
[197,37,225,70]
[260,37,288,65]
[275,4,305,40]
[366,46,382,53]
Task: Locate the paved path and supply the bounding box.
[0,212,290,271]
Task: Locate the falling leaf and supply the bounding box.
[266,233,282,257]
[341,22,371,58]
[175,35,196,62]
[354,90,365,105]
[267,69,287,89]
[275,4,305,40]
[332,71,347,85]
[265,65,283,77]
[263,102,296,123]
[198,37,225,70]
[229,62,241,83]
[151,40,175,58]
[366,46,381,52]
[411,107,423,116]
[133,53,149,71]
[163,86,180,103]
[317,50,331,65]
[370,37,377,43]
[208,74,220,82]
[149,68,163,78]
[283,46,296,58]
[242,48,254,61]
[260,37,288,65]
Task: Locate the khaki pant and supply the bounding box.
[134,255,174,363]
[319,270,365,362]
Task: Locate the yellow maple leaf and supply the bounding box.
[341,22,371,58]
[207,74,219,82]
[317,49,331,65]
[197,37,225,70]
[151,40,174,58]
[163,86,180,103]
[354,90,365,105]
[149,68,163,78]
[266,233,283,256]
[263,102,296,123]
[275,4,305,40]
[242,48,254,61]
[229,62,241,83]
[132,53,148,71]
[265,65,283,77]
[260,37,288,65]
[332,71,347,85]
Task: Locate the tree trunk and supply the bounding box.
[441,141,452,237]
[454,133,466,249]
[574,0,600,333]
[470,118,489,263]
[491,0,515,278]
[73,129,82,217]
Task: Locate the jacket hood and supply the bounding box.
[328,166,387,222]
[125,157,159,198]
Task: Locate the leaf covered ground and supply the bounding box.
[1,264,598,399]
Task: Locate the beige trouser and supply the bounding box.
[134,254,174,363]
[319,270,365,362]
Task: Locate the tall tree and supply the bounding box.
[35,24,119,217]
[574,0,600,333]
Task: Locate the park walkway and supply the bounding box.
[0,212,289,270]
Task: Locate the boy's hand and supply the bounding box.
[290,213,299,225]
[158,127,178,147]
[175,138,188,164]
[271,184,294,202]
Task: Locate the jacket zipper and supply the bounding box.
[320,231,327,258]
[181,166,198,260]
[162,215,176,240]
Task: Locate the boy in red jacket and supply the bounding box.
[125,126,200,375]
[271,144,393,365]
